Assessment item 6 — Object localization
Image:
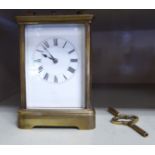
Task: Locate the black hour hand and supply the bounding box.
[42,54,48,58]
[42,54,58,64]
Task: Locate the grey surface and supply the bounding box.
[0,88,155,144]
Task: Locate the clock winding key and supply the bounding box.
[108,107,149,137]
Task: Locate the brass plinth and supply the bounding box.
[18,108,95,130]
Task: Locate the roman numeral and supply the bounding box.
[70,59,78,62]
[68,67,75,73]
[34,59,41,63]
[43,41,50,48]
[44,73,49,80]
[68,49,75,54]
[38,66,43,73]
[63,41,67,48]
[53,38,58,46]
[54,75,58,83]
[63,74,67,80]
[42,44,47,50]
[41,41,49,50]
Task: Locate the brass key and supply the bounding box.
[108,107,148,137]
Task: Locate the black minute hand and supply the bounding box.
[42,54,58,64]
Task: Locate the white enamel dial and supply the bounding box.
[33,37,78,84]
[25,24,85,108]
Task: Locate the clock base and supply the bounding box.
[18,108,95,130]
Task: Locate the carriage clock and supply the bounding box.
[16,14,95,129]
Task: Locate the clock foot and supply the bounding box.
[18,108,95,130]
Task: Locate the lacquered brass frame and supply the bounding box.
[16,14,95,129]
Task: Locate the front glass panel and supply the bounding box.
[25,24,85,109]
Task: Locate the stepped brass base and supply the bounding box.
[18,108,95,129]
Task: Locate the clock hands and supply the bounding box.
[42,47,58,64]
[48,50,58,64]
[42,53,58,64]
[42,54,50,59]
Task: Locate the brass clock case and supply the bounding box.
[17,14,95,129]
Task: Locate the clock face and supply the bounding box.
[33,37,78,84]
[25,24,85,109]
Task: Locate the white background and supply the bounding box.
[0,0,155,9]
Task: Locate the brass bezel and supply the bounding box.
[16,14,95,129]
